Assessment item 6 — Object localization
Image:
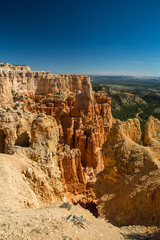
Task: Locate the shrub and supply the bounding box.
[59,202,72,211]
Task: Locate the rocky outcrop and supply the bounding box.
[0,154,40,211]
[0,111,63,207]
[28,90,112,202]
[0,153,63,211]
[0,66,112,205]
[0,63,31,71]
[94,117,160,226]
[144,116,160,148]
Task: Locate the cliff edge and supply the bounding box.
[0,65,112,208]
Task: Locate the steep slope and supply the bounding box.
[0,154,40,211]
[0,153,63,211]
[94,117,160,226]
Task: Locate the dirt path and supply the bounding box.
[135,109,143,119]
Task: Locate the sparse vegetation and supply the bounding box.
[91,76,160,141]
[59,202,72,211]
[12,103,19,110]
[6,107,10,112]
[12,91,24,102]
[0,62,26,67]
[54,91,61,96]
[0,62,7,67]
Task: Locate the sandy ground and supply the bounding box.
[0,203,160,240]
[0,203,124,240]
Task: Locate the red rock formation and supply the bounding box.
[25,90,112,202]
[0,68,113,204]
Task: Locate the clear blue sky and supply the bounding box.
[1,0,160,76]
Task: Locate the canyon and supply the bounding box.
[0,64,160,239]
[0,66,112,208]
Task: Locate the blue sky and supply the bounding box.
[1,0,160,76]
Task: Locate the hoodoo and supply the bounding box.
[0,64,112,207]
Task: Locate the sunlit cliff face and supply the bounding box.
[0,66,112,206]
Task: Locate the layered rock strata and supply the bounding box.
[95,117,160,226]
[0,67,112,204]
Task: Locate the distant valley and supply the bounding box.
[91,75,160,141]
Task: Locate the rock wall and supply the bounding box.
[0,67,112,204]
[0,70,92,98]
[94,117,160,226]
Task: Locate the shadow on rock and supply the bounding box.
[124,230,160,240]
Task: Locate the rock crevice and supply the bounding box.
[0,66,112,205]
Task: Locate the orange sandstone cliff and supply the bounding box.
[0,66,112,206]
[94,117,160,226]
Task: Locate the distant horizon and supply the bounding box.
[79,73,160,78]
[86,73,160,78]
[1,61,160,78]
